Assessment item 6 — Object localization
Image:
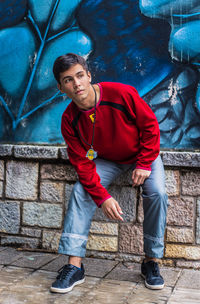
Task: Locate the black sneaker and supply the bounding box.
[141,260,164,290]
[50,264,85,293]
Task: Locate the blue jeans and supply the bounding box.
[58,155,168,258]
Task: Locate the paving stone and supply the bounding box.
[40,181,64,203]
[1,236,40,249]
[165,170,180,196]
[181,171,200,196]
[165,244,200,260]
[94,186,137,222]
[10,252,57,269]
[83,257,118,278]
[0,266,33,292]
[41,254,67,272]
[105,262,142,282]
[168,288,200,304]
[176,269,200,289]
[166,227,194,243]
[40,163,77,181]
[23,202,63,228]
[119,224,144,255]
[6,161,38,200]
[0,248,22,265]
[167,196,194,227]
[127,283,172,304]
[0,160,4,180]
[87,235,118,252]
[14,145,59,159]
[83,279,136,304]
[0,144,13,156]
[159,267,181,287]
[42,230,61,251]
[90,221,118,235]
[0,201,20,234]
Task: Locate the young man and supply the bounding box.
[51,53,168,293]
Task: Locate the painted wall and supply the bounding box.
[0,0,199,148]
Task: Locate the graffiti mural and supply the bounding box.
[0,0,199,148]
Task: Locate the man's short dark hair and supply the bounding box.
[53,53,89,83]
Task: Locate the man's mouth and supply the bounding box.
[76,90,84,95]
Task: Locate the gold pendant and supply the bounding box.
[86,148,98,160]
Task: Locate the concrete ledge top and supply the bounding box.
[0,144,200,167]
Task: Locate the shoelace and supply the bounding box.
[57,265,75,280]
[150,261,160,277]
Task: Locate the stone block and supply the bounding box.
[21,227,41,238]
[137,197,143,223]
[87,235,118,252]
[176,260,200,269]
[112,168,133,186]
[181,171,200,196]
[167,196,194,227]
[0,144,13,156]
[59,147,69,160]
[94,186,136,222]
[119,224,144,254]
[0,160,4,180]
[165,244,200,260]
[196,198,200,244]
[65,184,74,205]
[14,145,58,159]
[162,151,200,168]
[165,170,180,196]
[90,222,118,236]
[42,230,61,251]
[40,181,64,203]
[166,227,194,243]
[0,201,20,234]
[6,161,38,200]
[0,181,3,198]
[23,202,62,228]
[40,163,77,181]
[1,236,39,249]
[41,255,67,272]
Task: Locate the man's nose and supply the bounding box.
[73,77,81,87]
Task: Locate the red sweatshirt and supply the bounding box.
[61,82,160,207]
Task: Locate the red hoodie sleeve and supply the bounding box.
[61,113,111,207]
[125,86,160,170]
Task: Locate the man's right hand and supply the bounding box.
[101,197,123,221]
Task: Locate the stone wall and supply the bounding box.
[0,145,200,269]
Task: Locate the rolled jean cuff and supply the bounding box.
[58,233,88,258]
[144,234,164,258]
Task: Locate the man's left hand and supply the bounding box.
[132,168,151,187]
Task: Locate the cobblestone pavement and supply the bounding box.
[0,247,200,304]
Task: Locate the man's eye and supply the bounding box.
[65,79,71,83]
[78,74,84,78]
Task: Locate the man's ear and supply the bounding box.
[88,71,92,83]
[57,83,64,93]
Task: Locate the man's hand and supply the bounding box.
[132,168,151,187]
[101,197,123,221]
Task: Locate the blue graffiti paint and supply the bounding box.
[0,0,92,142]
[0,0,27,29]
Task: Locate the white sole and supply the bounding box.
[50,278,85,293]
[141,273,164,290]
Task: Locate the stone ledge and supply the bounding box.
[0,145,200,167]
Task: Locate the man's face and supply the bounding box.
[58,63,92,110]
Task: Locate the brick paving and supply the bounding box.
[0,247,200,304]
